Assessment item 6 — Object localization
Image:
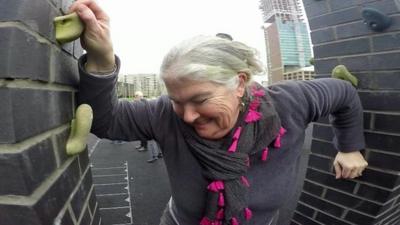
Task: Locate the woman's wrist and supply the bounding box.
[85,52,116,74]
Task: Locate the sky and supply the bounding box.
[98,0,267,75]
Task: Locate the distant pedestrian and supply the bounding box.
[147,140,163,163]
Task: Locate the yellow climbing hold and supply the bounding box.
[331,65,358,87]
[66,104,93,155]
[54,12,84,44]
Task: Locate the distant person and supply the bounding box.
[216,32,233,41]
[72,1,368,224]
[146,140,163,163]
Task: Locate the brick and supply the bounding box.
[373,33,400,52]
[355,72,400,90]
[303,181,324,197]
[308,154,332,172]
[310,28,335,45]
[325,189,382,215]
[312,124,334,142]
[315,116,330,125]
[345,210,375,224]
[71,168,93,219]
[313,38,370,58]
[299,192,344,217]
[365,132,400,154]
[295,202,315,218]
[0,204,41,225]
[359,91,400,112]
[305,169,356,193]
[314,58,340,75]
[377,204,400,223]
[33,159,80,225]
[0,27,50,81]
[0,138,56,195]
[357,184,392,204]
[53,128,71,166]
[336,20,375,40]
[365,0,400,15]
[370,52,400,71]
[340,55,371,72]
[308,7,362,30]
[368,151,400,172]
[51,47,80,86]
[0,88,73,144]
[329,0,361,12]
[315,212,353,225]
[60,209,74,225]
[374,114,400,133]
[0,0,59,40]
[357,168,400,189]
[364,112,371,130]
[292,212,321,225]
[303,0,329,19]
[310,140,337,158]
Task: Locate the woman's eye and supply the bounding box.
[193,99,207,104]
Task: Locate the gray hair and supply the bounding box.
[160,35,265,89]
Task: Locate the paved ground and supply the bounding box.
[88,134,171,225]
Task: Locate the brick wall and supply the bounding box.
[291,0,400,224]
[0,0,100,225]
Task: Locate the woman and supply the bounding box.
[70,1,368,224]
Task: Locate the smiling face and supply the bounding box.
[164,77,246,140]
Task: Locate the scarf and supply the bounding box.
[179,82,285,225]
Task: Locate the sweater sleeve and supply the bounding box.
[76,54,172,141]
[270,78,365,152]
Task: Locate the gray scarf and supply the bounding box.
[179,82,282,225]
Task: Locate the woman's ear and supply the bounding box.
[236,72,248,98]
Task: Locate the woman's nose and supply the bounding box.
[183,104,200,123]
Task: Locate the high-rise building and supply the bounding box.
[260,0,313,84]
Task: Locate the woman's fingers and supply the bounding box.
[333,151,368,179]
[69,0,109,21]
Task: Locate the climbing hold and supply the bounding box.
[54,12,84,44]
[331,65,358,87]
[66,104,93,155]
[361,7,392,32]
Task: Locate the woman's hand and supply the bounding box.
[333,151,368,179]
[69,0,115,73]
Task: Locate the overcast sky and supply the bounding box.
[98,0,267,75]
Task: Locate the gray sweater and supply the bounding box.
[77,56,365,225]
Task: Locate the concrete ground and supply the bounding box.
[88,134,171,225]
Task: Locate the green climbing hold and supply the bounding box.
[309,57,315,66]
[66,104,93,155]
[54,12,84,44]
[331,65,358,87]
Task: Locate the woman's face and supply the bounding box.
[164,77,245,140]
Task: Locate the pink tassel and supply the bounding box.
[245,110,261,123]
[200,217,211,225]
[261,148,269,161]
[249,98,260,110]
[232,127,242,139]
[241,176,250,187]
[216,208,224,220]
[207,182,218,192]
[215,221,222,225]
[208,181,224,192]
[252,89,265,97]
[231,217,239,225]
[244,208,253,220]
[218,192,225,207]
[228,139,238,152]
[215,181,224,190]
[274,127,286,148]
